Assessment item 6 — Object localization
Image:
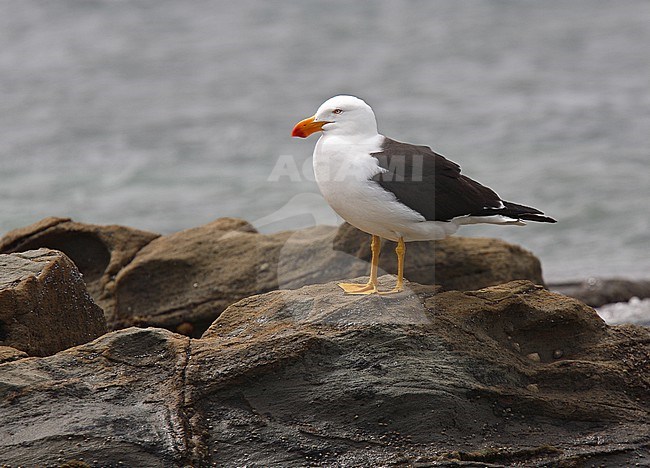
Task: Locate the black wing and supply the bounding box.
[371,138,556,223]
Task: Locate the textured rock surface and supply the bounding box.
[0,346,27,364]
[0,217,159,323]
[0,249,107,356]
[111,220,369,334]
[1,279,648,467]
[1,218,546,337]
[0,327,190,467]
[110,221,546,336]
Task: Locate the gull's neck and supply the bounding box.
[318,130,384,147]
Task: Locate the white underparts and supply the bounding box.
[313,133,525,242]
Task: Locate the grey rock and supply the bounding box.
[1,278,648,467]
[550,277,650,307]
[1,218,547,337]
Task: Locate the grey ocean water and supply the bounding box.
[1,1,649,282]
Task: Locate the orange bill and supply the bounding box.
[291,115,328,138]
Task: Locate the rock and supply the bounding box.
[527,352,541,362]
[0,217,160,324]
[1,279,648,466]
[0,249,106,356]
[550,277,650,307]
[2,218,547,336]
[108,220,375,333]
[113,221,546,336]
[0,327,190,467]
[0,346,27,364]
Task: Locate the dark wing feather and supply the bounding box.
[370,138,556,223]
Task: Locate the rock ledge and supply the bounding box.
[1,277,648,467]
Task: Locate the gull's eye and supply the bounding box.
[332,108,343,115]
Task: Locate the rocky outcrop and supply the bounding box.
[0,217,160,321]
[1,218,546,336]
[0,346,27,364]
[111,217,290,334]
[107,221,545,336]
[1,278,648,467]
[551,277,650,307]
[0,249,106,356]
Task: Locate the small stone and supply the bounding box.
[553,349,564,359]
[526,352,541,362]
[512,342,521,352]
[526,384,539,393]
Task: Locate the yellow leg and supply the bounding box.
[338,234,381,294]
[379,237,405,295]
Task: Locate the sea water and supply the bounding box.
[1,0,649,282]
